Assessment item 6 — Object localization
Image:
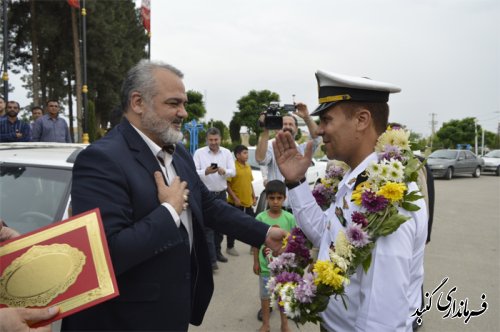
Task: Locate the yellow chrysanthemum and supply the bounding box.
[377,182,407,202]
[282,233,290,248]
[313,260,345,290]
[352,181,370,205]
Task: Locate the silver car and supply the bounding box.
[427,149,483,180]
[482,149,500,176]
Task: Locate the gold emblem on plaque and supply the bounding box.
[0,244,86,307]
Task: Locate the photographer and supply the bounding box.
[255,102,321,186]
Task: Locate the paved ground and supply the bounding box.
[190,174,500,332]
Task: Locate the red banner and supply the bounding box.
[67,0,80,9]
[141,0,151,33]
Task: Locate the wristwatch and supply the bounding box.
[285,177,307,190]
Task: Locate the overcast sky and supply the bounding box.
[8,0,498,137]
[138,0,499,136]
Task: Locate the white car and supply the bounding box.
[0,143,85,234]
[482,149,500,176]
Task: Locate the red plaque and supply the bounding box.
[0,209,119,327]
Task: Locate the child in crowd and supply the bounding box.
[226,144,256,256]
[253,180,295,332]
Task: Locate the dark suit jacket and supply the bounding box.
[61,118,269,331]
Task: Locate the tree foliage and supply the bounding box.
[7,0,147,137]
[229,118,241,145]
[435,117,477,149]
[185,90,206,122]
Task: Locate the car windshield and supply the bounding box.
[429,150,458,159]
[0,164,72,234]
[484,150,500,158]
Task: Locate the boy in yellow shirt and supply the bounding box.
[226,145,256,256]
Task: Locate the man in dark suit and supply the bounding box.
[61,60,286,332]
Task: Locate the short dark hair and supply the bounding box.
[46,99,59,105]
[233,144,248,156]
[7,100,20,109]
[265,180,286,196]
[31,106,43,113]
[341,101,389,135]
[206,127,221,137]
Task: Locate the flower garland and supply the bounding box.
[268,126,424,326]
[312,160,349,210]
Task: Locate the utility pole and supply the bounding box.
[2,0,9,101]
[429,113,438,149]
[474,118,478,155]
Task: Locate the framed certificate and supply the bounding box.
[0,208,118,327]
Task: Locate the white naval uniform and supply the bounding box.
[288,152,428,332]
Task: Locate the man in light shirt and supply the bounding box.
[193,127,236,265]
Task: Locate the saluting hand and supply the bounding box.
[272,131,313,182]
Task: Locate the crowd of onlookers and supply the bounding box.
[0,96,71,143]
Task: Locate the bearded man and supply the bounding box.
[61,60,286,332]
[255,104,321,185]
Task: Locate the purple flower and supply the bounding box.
[326,165,345,178]
[361,191,389,213]
[346,223,370,247]
[275,271,302,284]
[351,211,368,227]
[285,228,311,265]
[294,272,317,303]
[312,185,330,209]
[380,144,403,161]
[268,253,297,273]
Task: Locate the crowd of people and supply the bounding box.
[0,97,71,143]
[0,59,434,332]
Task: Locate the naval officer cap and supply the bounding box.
[311,70,401,116]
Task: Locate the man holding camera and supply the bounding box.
[193,127,236,266]
[255,103,321,196]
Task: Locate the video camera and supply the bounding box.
[260,102,296,130]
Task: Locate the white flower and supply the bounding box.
[367,161,382,178]
[376,128,411,152]
[330,252,349,271]
[334,231,354,260]
[387,159,405,182]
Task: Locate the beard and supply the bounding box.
[141,106,183,145]
[282,127,296,137]
[7,111,17,117]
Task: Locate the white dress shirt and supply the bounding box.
[131,125,193,248]
[288,152,428,331]
[193,146,235,192]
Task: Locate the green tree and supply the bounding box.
[7,0,147,139]
[435,117,477,149]
[229,118,241,145]
[185,90,206,122]
[233,89,280,139]
[408,131,426,151]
